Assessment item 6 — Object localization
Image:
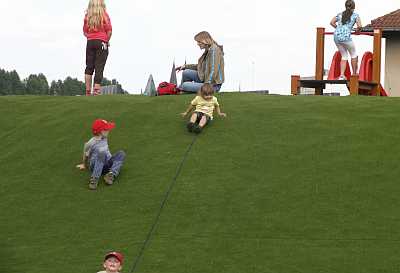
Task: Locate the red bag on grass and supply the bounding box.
[157,82,178,96]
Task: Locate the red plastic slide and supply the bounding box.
[327,51,351,80]
[359,51,373,81]
[327,51,388,96]
[359,52,388,96]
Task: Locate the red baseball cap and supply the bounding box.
[92,119,115,135]
[104,251,124,265]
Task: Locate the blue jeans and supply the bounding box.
[179,69,222,93]
[90,150,126,179]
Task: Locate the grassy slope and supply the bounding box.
[1,94,400,273]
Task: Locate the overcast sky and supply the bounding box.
[1,0,398,94]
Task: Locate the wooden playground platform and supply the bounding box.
[291,28,385,96]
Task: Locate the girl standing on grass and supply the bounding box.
[176,31,225,93]
[83,0,112,96]
[330,0,362,80]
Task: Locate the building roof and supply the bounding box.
[365,9,400,31]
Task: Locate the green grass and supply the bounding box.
[1,94,400,273]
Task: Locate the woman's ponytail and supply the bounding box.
[342,0,355,24]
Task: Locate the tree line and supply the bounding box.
[0,68,127,96]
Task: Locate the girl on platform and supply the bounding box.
[330,0,362,79]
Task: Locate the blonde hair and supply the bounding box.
[194,31,224,52]
[87,0,107,30]
[200,83,214,97]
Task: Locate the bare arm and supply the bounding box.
[330,16,338,28]
[181,104,195,117]
[215,106,227,118]
[356,17,362,30]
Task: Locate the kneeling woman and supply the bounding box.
[177,31,225,93]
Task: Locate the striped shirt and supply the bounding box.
[84,137,112,161]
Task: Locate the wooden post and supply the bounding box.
[291,75,300,95]
[372,29,382,96]
[349,74,359,96]
[315,28,325,95]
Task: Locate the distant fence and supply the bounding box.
[101,85,126,95]
[239,90,269,94]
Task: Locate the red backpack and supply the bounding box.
[157,82,178,96]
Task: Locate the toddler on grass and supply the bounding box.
[76,119,126,190]
[181,83,226,134]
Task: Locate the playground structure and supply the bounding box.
[291,28,387,96]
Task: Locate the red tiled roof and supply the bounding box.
[365,9,400,30]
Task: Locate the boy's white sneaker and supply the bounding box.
[89,177,99,190]
[104,172,115,185]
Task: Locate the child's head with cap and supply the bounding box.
[103,251,123,273]
[92,119,115,137]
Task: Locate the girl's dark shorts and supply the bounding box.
[85,39,109,84]
[194,111,212,125]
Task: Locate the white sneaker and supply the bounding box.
[338,76,347,80]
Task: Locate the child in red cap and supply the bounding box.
[98,251,124,273]
[76,119,126,190]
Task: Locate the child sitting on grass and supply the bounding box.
[97,251,124,273]
[76,119,126,190]
[181,83,226,134]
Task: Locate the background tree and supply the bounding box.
[25,74,49,95]
[0,67,127,95]
[50,80,63,96]
[0,69,12,95]
[62,77,85,96]
[9,70,25,95]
